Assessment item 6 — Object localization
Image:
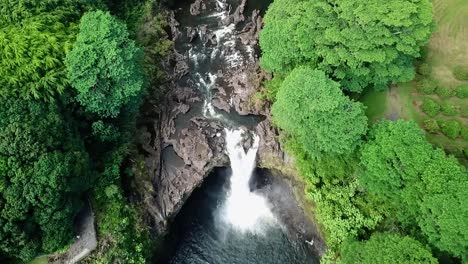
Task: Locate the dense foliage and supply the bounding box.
[66,10,144,118]
[0,14,73,100]
[0,98,90,261]
[0,0,168,262]
[360,120,468,258]
[272,67,367,156]
[261,1,468,263]
[260,0,433,92]
[339,233,437,264]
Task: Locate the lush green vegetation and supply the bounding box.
[272,67,367,156]
[0,0,171,262]
[339,233,437,264]
[261,0,468,263]
[65,10,145,118]
[260,0,434,92]
[369,0,468,162]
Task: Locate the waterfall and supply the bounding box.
[222,128,275,233]
[185,0,274,233]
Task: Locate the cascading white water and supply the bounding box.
[222,129,275,233]
[187,0,275,233]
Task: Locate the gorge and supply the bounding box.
[136,0,325,262]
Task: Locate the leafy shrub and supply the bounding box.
[264,74,286,102]
[423,119,440,133]
[438,119,461,139]
[461,126,468,140]
[417,63,431,76]
[441,103,458,116]
[435,86,455,99]
[461,105,468,118]
[420,98,441,117]
[456,84,468,99]
[453,65,468,81]
[417,79,437,94]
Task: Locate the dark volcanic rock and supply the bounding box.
[211,96,231,113]
[138,84,228,233]
[187,26,198,42]
[169,11,181,41]
[239,10,263,45]
[221,0,247,26]
[190,0,206,16]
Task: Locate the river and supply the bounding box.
[158,0,320,263]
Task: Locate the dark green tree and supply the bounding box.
[272,67,367,156]
[0,98,90,261]
[260,0,433,92]
[65,10,145,118]
[339,233,437,264]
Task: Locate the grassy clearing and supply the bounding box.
[363,0,468,162]
[360,88,388,124]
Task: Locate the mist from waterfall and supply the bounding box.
[222,129,275,233]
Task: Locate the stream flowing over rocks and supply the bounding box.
[136,0,325,258]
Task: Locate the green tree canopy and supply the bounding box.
[0,0,98,26]
[0,98,90,261]
[260,0,433,92]
[0,15,74,100]
[65,10,145,118]
[339,233,437,264]
[272,67,367,156]
[417,149,468,258]
[360,120,468,258]
[359,120,432,221]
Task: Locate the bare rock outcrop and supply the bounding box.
[221,0,247,26]
[190,0,206,16]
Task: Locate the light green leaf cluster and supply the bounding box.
[272,67,368,156]
[0,15,74,100]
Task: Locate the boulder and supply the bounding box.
[190,0,206,16]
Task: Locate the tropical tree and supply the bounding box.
[417,149,468,259]
[359,120,432,222]
[360,120,468,257]
[0,0,98,26]
[0,98,90,261]
[65,10,145,118]
[339,233,437,264]
[0,15,74,100]
[260,0,433,92]
[272,67,367,156]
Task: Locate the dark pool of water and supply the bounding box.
[157,168,318,264]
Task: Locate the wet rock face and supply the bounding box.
[254,169,327,256]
